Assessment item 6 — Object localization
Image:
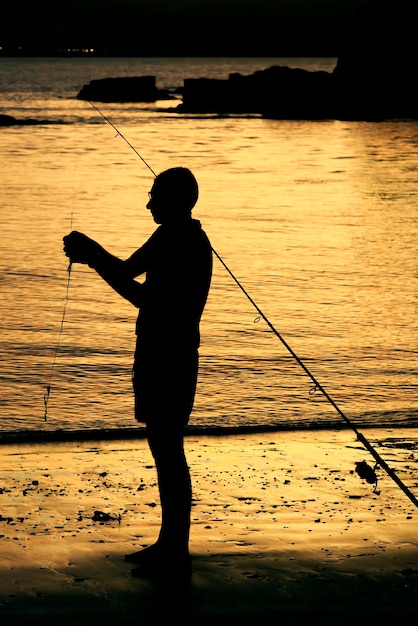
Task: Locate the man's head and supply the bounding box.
[147,167,199,224]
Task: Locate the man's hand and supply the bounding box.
[63,231,101,265]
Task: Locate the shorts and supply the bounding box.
[132,346,199,425]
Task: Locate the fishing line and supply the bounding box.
[87,101,418,509]
[44,260,73,421]
[43,197,75,420]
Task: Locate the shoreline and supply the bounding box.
[1,429,417,623]
[1,420,417,445]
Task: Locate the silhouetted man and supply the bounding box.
[63,167,212,579]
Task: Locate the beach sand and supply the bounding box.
[1,428,417,625]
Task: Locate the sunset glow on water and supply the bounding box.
[0,58,416,437]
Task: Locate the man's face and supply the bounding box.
[146,183,169,224]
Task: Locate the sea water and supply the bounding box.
[0,57,417,439]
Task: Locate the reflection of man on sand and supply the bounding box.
[63,167,212,579]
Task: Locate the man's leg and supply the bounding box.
[147,420,192,557]
[128,420,192,576]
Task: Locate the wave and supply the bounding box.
[1,418,417,445]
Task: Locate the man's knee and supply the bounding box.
[146,421,184,459]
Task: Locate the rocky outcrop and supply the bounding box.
[77,75,173,103]
[0,114,21,126]
[0,114,60,126]
[74,51,417,120]
[178,67,337,119]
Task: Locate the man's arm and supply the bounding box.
[63,231,147,308]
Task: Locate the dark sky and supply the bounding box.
[1,1,367,56]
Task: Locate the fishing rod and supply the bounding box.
[88,101,157,177]
[213,250,418,507]
[81,101,418,509]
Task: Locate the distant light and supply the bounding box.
[64,48,95,54]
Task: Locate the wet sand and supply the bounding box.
[1,428,417,624]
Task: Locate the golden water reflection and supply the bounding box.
[1,118,416,432]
